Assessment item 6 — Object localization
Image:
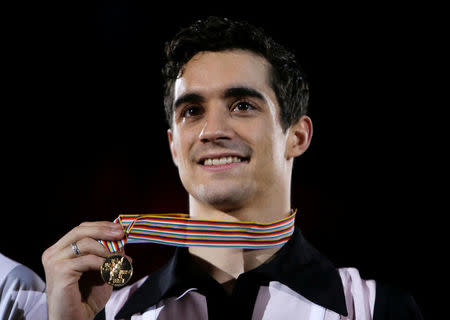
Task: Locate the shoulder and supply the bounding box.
[0,253,45,292]
[338,267,376,319]
[0,253,20,282]
[0,253,47,320]
[373,281,423,320]
[338,267,423,320]
[2,264,46,292]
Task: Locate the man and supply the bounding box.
[0,253,47,319]
[42,16,423,319]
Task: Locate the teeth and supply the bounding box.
[203,156,243,166]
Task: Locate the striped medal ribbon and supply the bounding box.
[99,210,296,287]
[99,209,297,252]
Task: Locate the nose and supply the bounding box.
[198,107,231,143]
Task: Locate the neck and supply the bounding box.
[188,187,291,222]
[187,197,292,294]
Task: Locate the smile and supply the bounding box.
[197,153,250,172]
[202,156,243,166]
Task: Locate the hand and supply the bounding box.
[42,221,125,320]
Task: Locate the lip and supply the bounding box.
[200,161,246,172]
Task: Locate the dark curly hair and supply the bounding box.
[162,16,309,132]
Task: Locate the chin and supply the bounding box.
[193,184,252,211]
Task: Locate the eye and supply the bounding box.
[181,105,203,118]
[230,101,256,112]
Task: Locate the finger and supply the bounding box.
[49,255,106,278]
[57,237,111,260]
[70,254,106,273]
[44,254,106,286]
[78,221,122,228]
[52,222,124,251]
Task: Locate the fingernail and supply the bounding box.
[111,227,124,235]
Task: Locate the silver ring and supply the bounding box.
[71,242,81,256]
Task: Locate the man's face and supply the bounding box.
[168,50,293,210]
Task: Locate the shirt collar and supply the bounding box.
[116,228,348,318]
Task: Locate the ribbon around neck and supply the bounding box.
[99,209,297,252]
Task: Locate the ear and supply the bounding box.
[167,128,179,167]
[285,115,313,159]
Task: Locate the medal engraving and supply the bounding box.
[100,255,133,287]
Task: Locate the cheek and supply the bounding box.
[173,130,196,168]
[175,142,189,168]
[251,122,287,166]
[242,122,274,162]
[243,118,268,141]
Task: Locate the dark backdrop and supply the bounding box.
[3,1,438,318]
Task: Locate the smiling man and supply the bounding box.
[42,17,423,320]
[169,49,303,222]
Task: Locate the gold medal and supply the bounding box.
[100,254,133,287]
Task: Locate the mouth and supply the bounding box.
[199,156,249,166]
[197,153,250,171]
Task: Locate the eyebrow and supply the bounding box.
[173,92,205,110]
[223,86,266,102]
[173,86,266,110]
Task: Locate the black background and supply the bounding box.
[2,1,440,318]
